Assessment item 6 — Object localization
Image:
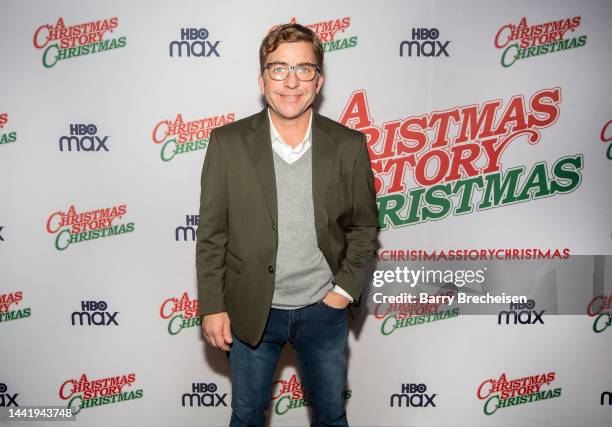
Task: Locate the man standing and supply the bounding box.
[196,23,378,426]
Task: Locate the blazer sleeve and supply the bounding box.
[333,134,379,304]
[196,129,228,315]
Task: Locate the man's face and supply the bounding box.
[258,41,324,121]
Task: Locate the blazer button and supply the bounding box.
[272,224,276,231]
[268,265,274,273]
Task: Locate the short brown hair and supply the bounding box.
[259,23,324,73]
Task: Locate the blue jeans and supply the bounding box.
[228,300,349,427]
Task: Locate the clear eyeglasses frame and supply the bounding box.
[263,62,320,81]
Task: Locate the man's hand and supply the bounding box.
[322,291,351,309]
[202,312,233,351]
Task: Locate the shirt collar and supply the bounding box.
[267,109,312,153]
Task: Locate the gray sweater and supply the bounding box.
[270,148,334,309]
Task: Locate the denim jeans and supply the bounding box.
[228,300,349,427]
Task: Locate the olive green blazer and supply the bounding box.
[196,109,378,346]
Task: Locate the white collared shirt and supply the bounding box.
[268,109,312,164]
[267,109,354,304]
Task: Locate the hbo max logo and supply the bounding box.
[59,123,109,152]
[169,28,221,57]
[400,27,451,57]
[71,300,119,326]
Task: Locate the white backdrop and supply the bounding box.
[1,0,611,426]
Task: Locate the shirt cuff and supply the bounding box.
[331,285,353,303]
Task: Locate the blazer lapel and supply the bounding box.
[242,109,338,247]
[244,109,278,226]
[312,112,338,256]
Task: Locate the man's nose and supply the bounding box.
[284,70,300,88]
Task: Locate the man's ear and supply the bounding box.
[315,73,324,94]
[258,73,265,95]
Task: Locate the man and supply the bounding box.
[196,23,378,426]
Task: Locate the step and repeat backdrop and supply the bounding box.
[1,0,611,426]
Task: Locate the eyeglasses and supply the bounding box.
[263,62,320,81]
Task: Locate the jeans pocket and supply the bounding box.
[319,299,348,312]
